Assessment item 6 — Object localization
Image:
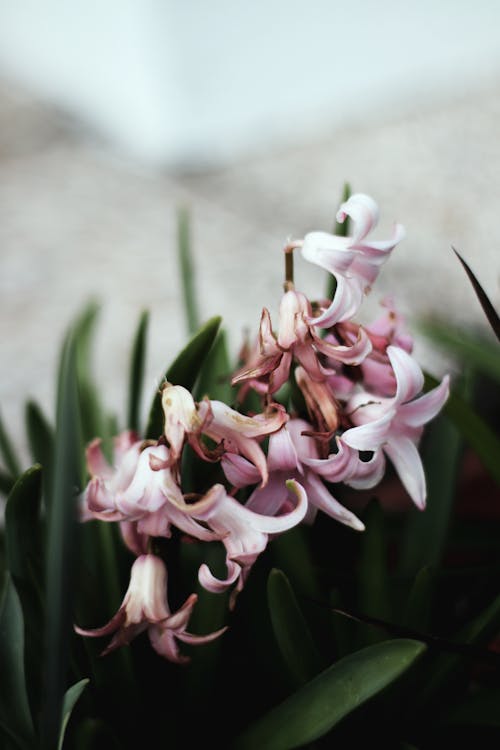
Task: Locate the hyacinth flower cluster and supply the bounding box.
[76,192,449,663]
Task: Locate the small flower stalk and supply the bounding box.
[77,191,449,664]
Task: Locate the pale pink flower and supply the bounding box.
[232,290,371,394]
[223,421,367,531]
[182,481,308,604]
[342,346,450,509]
[75,554,226,663]
[81,438,217,543]
[301,194,405,326]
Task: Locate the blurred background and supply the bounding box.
[1,1,499,454]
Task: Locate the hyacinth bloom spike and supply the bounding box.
[75,554,226,662]
[301,193,405,326]
[343,345,449,509]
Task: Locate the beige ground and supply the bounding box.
[1,80,499,462]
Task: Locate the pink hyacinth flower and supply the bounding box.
[183,480,308,604]
[81,438,218,544]
[342,346,450,509]
[232,290,371,394]
[223,421,366,531]
[75,554,227,663]
[301,193,405,326]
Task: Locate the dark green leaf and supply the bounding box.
[234,639,426,750]
[0,575,35,750]
[441,687,500,727]
[57,678,89,750]
[399,414,461,576]
[126,310,149,433]
[194,329,232,403]
[453,248,500,341]
[5,465,43,593]
[25,401,54,493]
[403,565,436,632]
[357,500,390,646]
[424,374,500,486]
[177,207,199,334]
[41,332,82,750]
[415,591,500,710]
[0,469,15,497]
[419,320,500,383]
[0,409,21,478]
[267,569,323,687]
[145,315,222,439]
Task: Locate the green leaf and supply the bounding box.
[0,575,35,750]
[0,469,15,497]
[419,320,500,383]
[177,207,200,334]
[234,639,426,750]
[425,374,500,486]
[5,465,45,730]
[126,310,149,433]
[5,465,43,593]
[267,569,323,687]
[441,687,500,727]
[194,329,232,403]
[145,315,222,439]
[41,332,82,750]
[399,414,461,576]
[71,302,105,445]
[0,408,21,478]
[25,402,54,492]
[415,590,500,710]
[453,248,500,341]
[57,678,89,750]
[402,565,436,632]
[357,500,390,646]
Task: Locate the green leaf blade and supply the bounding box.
[57,678,89,750]
[126,310,149,433]
[145,315,222,439]
[234,639,426,750]
[267,569,323,688]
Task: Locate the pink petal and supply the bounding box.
[311,275,365,327]
[314,325,372,365]
[384,436,426,510]
[387,346,424,404]
[399,375,450,427]
[342,408,395,451]
[336,193,379,244]
[198,559,241,593]
[267,427,299,473]
[86,439,113,479]
[221,453,261,488]
[347,450,386,490]
[245,475,291,517]
[301,231,355,275]
[304,473,365,531]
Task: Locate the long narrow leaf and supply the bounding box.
[41,332,82,750]
[126,310,149,433]
[267,569,323,687]
[399,414,461,576]
[25,402,54,491]
[419,320,500,383]
[0,409,21,478]
[0,575,35,750]
[145,315,221,439]
[0,469,15,497]
[57,679,89,750]
[425,373,500,486]
[177,207,199,334]
[234,639,426,750]
[453,248,500,341]
[357,500,390,646]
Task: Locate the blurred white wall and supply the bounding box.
[0,1,500,166]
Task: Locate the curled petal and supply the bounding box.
[222,453,261,488]
[311,275,364,327]
[399,375,450,427]
[342,408,395,451]
[336,193,379,244]
[347,450,386,490]
[303,473,365,531]
[314,325,372,365]
[387,346,424,404]
[384,436,426,510]
[198,559,241,593]
[301,231,354,275]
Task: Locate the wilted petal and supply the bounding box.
[161,383,202,460]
